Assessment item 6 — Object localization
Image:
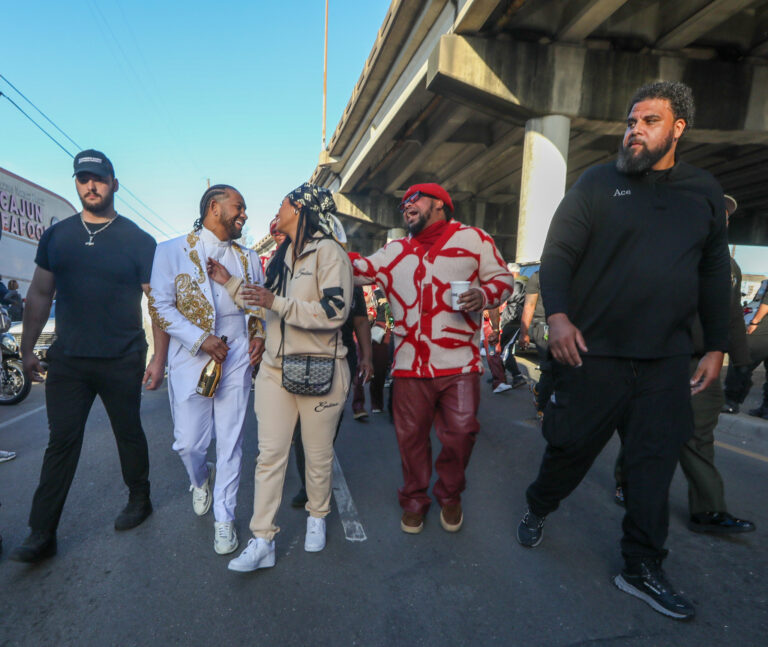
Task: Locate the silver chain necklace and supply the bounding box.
[80,214,116,246]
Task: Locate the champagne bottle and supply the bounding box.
[196,335,227,397]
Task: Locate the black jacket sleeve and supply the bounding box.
[539,172,593,319]
[697,190,731,353]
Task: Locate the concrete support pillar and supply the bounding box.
[516,115,570,263]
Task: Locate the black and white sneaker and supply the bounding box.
[516,508,545,547]
[614,562,695,620]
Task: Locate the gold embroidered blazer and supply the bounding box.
[148,231,265,356]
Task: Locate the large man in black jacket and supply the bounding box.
[516,82,731,621]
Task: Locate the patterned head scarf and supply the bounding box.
[286,182,346,242]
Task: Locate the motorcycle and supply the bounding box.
[1,330,31,405]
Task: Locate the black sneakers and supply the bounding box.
[10,530,57,563]
[721,399,739,414]
[747,404,768,419]
[614,561,695,620]
[516,508,545,547]
[688,511,756,534]
[114,498,153,531]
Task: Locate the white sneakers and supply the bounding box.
[214,521,239,555]
[227,515,327,572]
[493,383,513,393]
[228,537,275,572]
[305,516,326,552]
[190,462,215,516]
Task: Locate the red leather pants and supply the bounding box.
[392,374,480,514]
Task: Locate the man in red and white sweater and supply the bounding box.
[350,183,514,534]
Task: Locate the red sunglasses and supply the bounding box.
[399,191,437,213]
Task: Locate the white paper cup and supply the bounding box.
[450,280,471,311]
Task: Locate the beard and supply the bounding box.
[79,191,113,214]
[225,216,244,240]
[405,204,432,236]
[616,130,675,175]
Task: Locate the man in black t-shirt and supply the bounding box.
[11,150,156,564]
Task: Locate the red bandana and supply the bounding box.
[412,219,448,252]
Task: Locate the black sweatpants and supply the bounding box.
[526,355,692,567]
[29,348,150,533]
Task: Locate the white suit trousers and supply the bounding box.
[169,336,252,522]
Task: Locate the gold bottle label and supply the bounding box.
[196,365,221,397]
[195,336,226,397]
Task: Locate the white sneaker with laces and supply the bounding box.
[228,537,275,572]
[305,515,326,552]
[190,461,215,516]
[493,383,513,394]
[214,521,239,555]
[0,450,17,463]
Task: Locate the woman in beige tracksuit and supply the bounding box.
[222,183,353,572]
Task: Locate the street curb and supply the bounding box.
[716,412,768,443]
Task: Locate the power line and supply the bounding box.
[0,76,181,237]
[0,74,80,150]
[0,92,75,158]
[0,91,171,238]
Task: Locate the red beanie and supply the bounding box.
[402,183,454,213]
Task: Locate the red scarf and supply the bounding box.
[412,219,448,252]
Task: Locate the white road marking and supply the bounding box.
[332,452,367,542]
[0,405,46,430]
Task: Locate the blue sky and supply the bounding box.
[1,0,765,275]
[0,0,389,244]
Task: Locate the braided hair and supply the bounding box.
[193,184,238,231]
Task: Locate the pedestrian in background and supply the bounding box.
[518,270,552,419]
[2,280,23,322]
[722,261,768,418]
[352,286,389,417]
[516,82,730,621]
[12,150,156,563]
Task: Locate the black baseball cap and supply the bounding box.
[73,149,115,178]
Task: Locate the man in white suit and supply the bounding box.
[145,184,265,554]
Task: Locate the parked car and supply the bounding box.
[7,301,56,363]
[743,279,767,325]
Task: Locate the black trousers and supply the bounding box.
[526,355,692,567]
[29,348,150,533]
[723,326,768,404]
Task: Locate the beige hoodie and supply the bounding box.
[227,233,353,369]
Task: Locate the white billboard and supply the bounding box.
[0,167,77,296]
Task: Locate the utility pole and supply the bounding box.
[322,0,329,150]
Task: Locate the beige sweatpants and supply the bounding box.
[249,359,350,541]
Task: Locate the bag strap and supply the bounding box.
[277,272,339,361]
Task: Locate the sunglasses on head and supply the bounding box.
[399,191,437,213]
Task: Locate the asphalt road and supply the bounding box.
[0,363,766,647]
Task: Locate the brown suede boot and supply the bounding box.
[400,511,424,534]
[440,503,463,532]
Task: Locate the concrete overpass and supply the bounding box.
[311,0,768,258]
